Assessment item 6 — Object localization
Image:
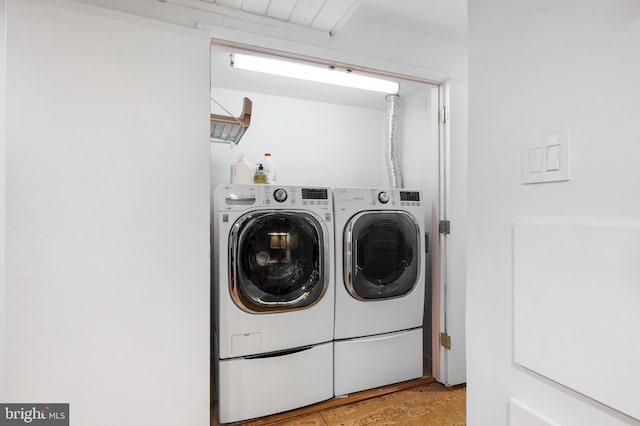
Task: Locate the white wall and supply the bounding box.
[209,88,387,189]
[3,1,210,425]
[210,86,439,193]
[468,0,640,424]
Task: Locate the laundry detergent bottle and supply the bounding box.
[230,153,255,184]
[262,152,276,184]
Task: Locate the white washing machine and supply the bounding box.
[213,184,334,424]
[333,187,426,395]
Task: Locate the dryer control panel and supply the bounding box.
[364,189,423,207]
[399,190,421,207]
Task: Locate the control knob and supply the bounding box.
[273,188,288,202]
[378,191,389,204]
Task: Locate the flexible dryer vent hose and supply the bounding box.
[385,93,403,188]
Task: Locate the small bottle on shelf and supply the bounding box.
[262,153,276,184]
[253,163,268,184]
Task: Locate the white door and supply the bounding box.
[433,81,467,387]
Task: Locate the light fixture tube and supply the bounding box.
[232,53,399,95]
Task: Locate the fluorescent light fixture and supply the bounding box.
[231,53,399,95]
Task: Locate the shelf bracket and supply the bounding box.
[210,97,252,146]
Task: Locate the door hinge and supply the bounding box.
[440,332,452,350]
[439,220,451,235]
[439,107,449,123]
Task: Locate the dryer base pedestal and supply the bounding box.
[334,328,423,396]
[217,342,333,424]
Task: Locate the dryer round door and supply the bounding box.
[344,211,420,300]
[229,211,329,313]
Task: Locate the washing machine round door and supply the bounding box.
[344,211,420,300]
[229,211,329,313]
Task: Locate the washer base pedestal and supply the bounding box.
[334,328,423,396]
[217,342,333,424]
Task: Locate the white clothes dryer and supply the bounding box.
[333,187,426,396]
[213,184,334,423]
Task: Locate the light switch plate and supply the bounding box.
[521,133,571,184]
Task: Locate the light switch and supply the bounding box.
[546,144,560,171]
[529,148,543,173]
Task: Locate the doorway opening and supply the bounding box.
[208,39,450,384]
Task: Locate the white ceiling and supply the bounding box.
[210,0,360,33]
[197,0,466,40]
[197,0,362,36]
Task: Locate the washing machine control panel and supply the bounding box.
[218,185,332,211]
[299,188,330,207]
[264,187,330,205]
[301,188,329,200]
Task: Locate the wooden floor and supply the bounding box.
[212,378,466,425]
